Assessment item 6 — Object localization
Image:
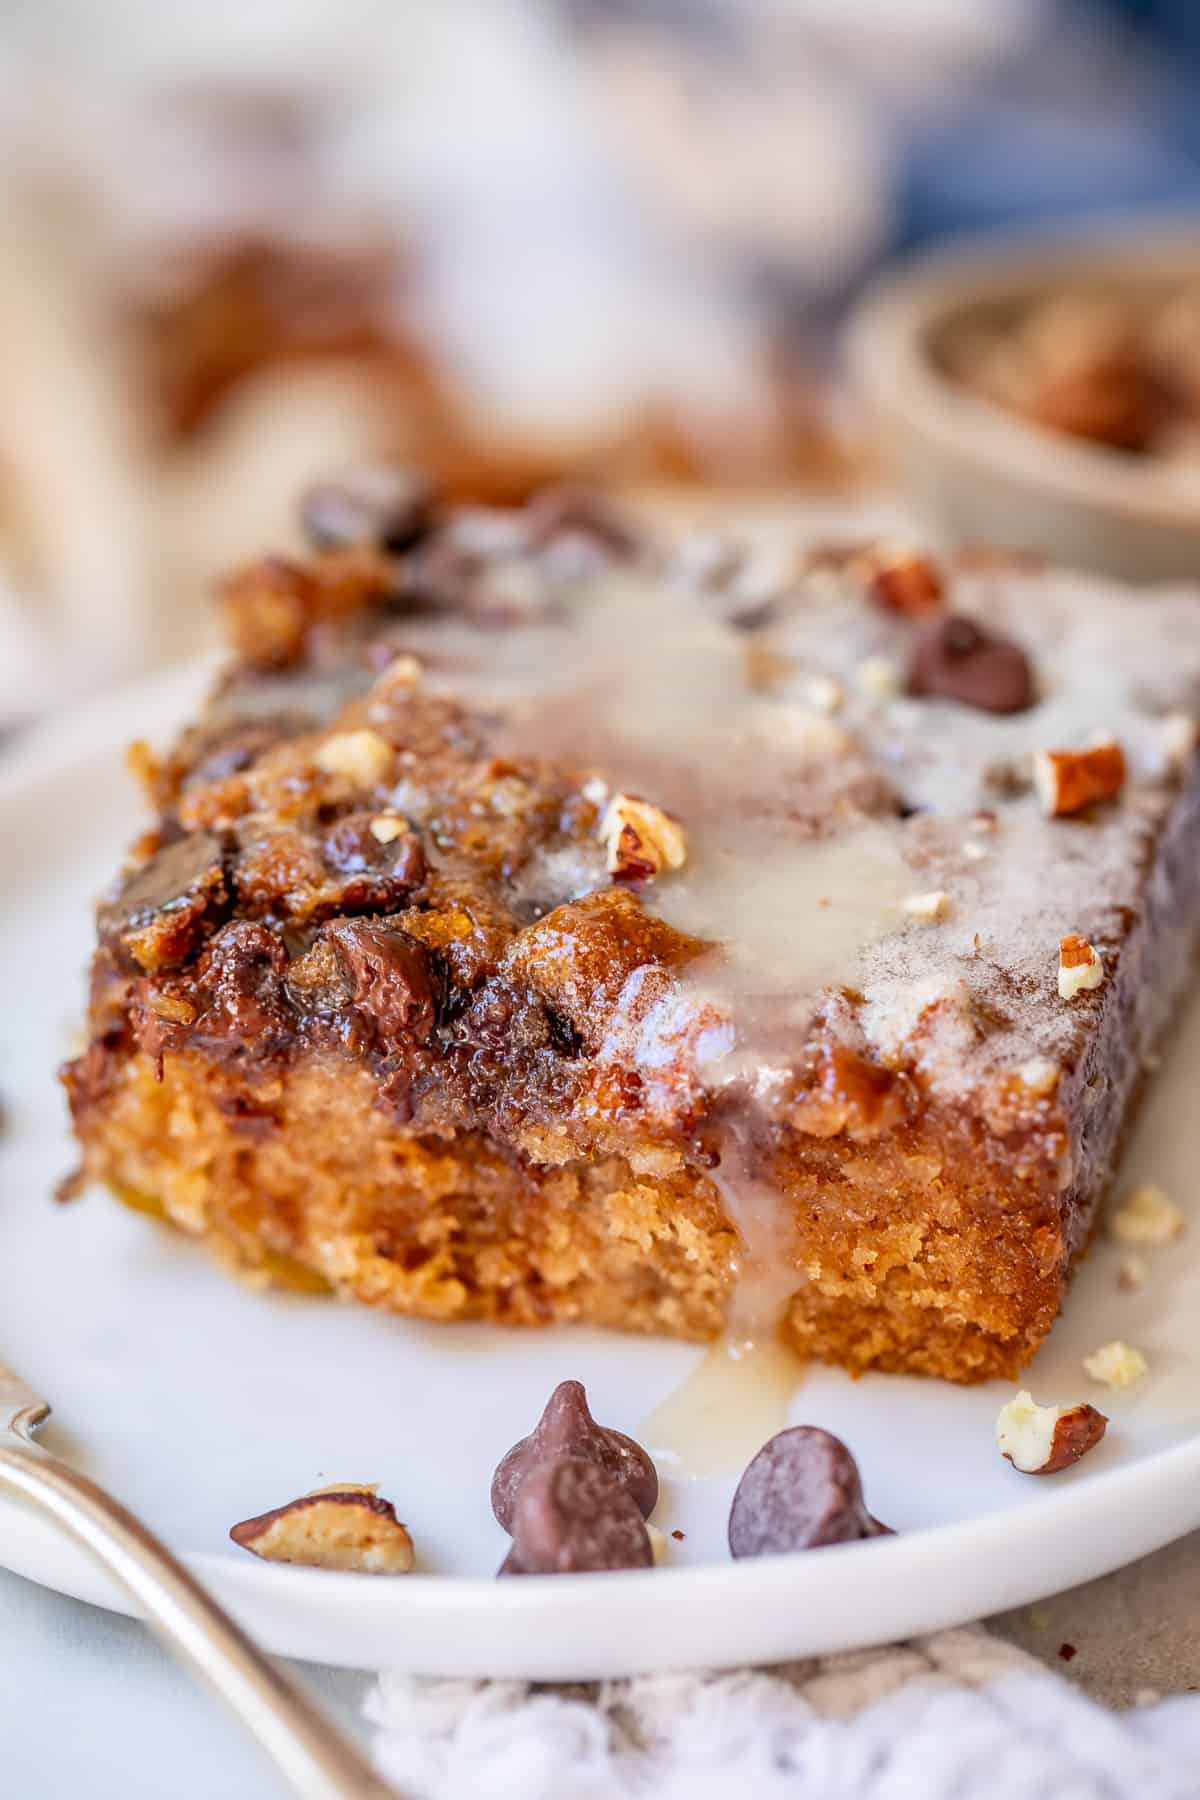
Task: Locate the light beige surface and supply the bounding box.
[990,1529,1200,1706]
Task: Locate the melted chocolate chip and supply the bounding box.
[908,614,1035,715]
[322,813,426,888]
[491,1379,658,1532]
[186,721,296,788]
[284,935,355,1017]
[193,922,290,1051]
[299,466,435,553]
[728,1427,891,1558]
[99,833,228,972]
[324,920,436,1053]
[500,1457,653,1575]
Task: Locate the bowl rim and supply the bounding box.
[844,217,1200,532]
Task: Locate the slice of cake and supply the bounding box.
[64,482,1200,1381]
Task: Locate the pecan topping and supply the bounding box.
[220,550,394,671]
[599,794,687,882]
[852,544,945,616]
[1058,933,1104,1000]
[908,615,1035,715]
[1033,739,1126,817]
[100,833,228,973]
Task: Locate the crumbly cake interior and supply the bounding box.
[65,487,1200,1381]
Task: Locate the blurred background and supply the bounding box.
[1,0,1200,727]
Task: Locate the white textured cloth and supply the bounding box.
[366,1628,1200,1800]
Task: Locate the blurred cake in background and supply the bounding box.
[0,0,1044,722]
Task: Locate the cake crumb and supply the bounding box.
[1083,1340,1147,1389]
[1110,1183,1185,1247]
[1117,1254,1147,1292]
[903,890,952,923]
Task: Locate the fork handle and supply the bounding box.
[0,1439,398,1799]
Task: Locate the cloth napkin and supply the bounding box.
[365,1626,1200,1799]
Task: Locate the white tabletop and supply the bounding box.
[4,1529,1200,1798]
[0,1568,372,1799]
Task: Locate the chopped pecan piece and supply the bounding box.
[1034,740,1126,817]
[852,544,945,616]
[230,1485,414,1573]
[1058,934,1104,1000]
[599,794,687,882]
[996,1391,1108,1474]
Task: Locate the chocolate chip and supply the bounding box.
[502,1457,653,1575]
[491,1380,659,1532]
[324,920,436,1052]
[728,1427,891,1558]
[524,485,640,566]
[186,721,296,788]
[317,813,427,918]
[193,921,290,1050]
[299,466,435,553]
[100,833,228,972]
[908,614,1035,715]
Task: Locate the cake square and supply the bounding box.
[65,486,1200,1381]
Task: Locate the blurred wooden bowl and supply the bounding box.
[845,223,1200,581]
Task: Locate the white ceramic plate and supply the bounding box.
[2,661,1199,1679]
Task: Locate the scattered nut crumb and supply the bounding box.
[1058,1642,1078,1663]
[230,1485,414,1573]
[645,1522,668,1566]
[969,811,998,833]
[1110,1183,1185,1247]
[996,1390,1107,1474]
[315,729,394,788]
[600,794,687,882]
[1083,1340,1147,1389]
[1117,1254,1148,1292]
[1034,739,1125,817]
[381,654,422,688]
[902,890,952,923]
[785,714,852,758]
[802,674,844,714]
[670,1528,685,1541]
[856,656,900,700]
[368,815,408,844]
[1058,935,1104,1000]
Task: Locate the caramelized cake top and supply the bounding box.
[86,479,1200,1325]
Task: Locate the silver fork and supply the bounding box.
[0,1357,397,1798]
